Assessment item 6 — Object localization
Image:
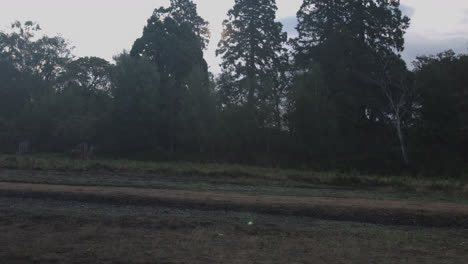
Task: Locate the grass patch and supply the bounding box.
[0,154,467,202]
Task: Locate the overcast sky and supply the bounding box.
[1,0,467,73]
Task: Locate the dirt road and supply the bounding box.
[0,182,467,227]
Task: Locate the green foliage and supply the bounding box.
[215,0,289,159]
[130,4,214,154]
[51,57,112,147]
[0,21,73,152]
[0,154,466,202]
[0,21,72,82]
[152,0,210,49]
[109,53,162,152]
[288,63,340,161]
[290,0,412,169]
[294,0,409,53]
[413,51,468,175]
[216,0,288,119]
[0,0,465,177]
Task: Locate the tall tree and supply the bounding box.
[295,0,346,51]
[347,0,409,53]
[291,0,410,166]
[152,0,210,49]
[52,57,112,148]
[288,63,340,162]
[131,4,212,153]
[357,54,416,165]
[294,0,409,54]
[0,59,26,150]
[216,0,288,126]
[58,57,111,94]
[413,51,468,175]
[0,21,73,151]
[110,53,162,153]
[0,21,72,84]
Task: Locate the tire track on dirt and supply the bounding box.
[0,182,467,228]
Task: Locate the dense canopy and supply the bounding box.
[0,0,466,176]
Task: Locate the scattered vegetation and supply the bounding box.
[1,197,467,264]
[0,155,466,201]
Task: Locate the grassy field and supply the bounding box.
[0,154,467,263]
[1,197,467,264]
[0,154,467,202]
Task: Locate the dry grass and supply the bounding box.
[0,154,467,202]
[0,154,465,187]
[0,197,467,264]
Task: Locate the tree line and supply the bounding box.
[0,0,466,176]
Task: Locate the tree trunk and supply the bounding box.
[396,117,409,166]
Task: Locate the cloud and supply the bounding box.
[462,9,468,23]
[402,32,468,66]
[279,14,468,69]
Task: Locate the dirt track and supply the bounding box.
[0,182,467,228]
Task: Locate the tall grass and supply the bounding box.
[0,154,466,194]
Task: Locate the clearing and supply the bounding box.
[0,158,467,263]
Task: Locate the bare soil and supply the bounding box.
[1,181,468,263]
[1,182,467,227]
[0,196,467,264]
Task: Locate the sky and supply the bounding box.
[0,0,467,73]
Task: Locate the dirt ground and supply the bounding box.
[1,182,468,227]
[0,182,467,263]
[0,196,467,264]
